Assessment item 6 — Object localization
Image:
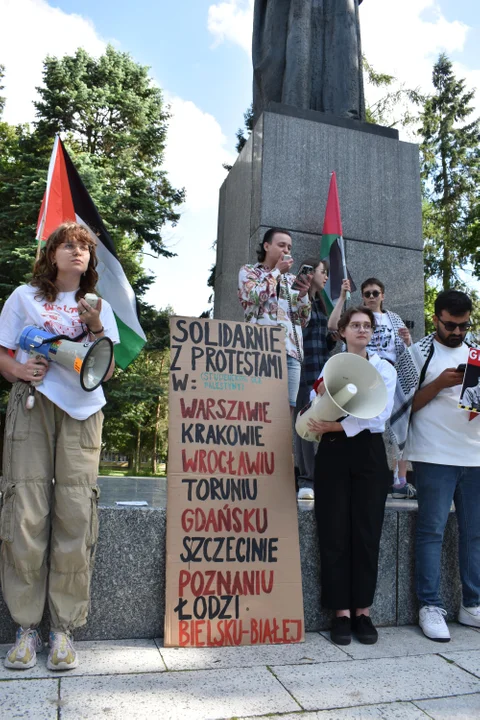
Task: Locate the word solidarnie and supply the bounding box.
[171,320,284,378]
[179,618,303,647]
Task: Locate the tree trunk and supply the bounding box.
[135,427,141,475]
[441,148,452,290]
[152,395,161,474]
[152,355,165,474]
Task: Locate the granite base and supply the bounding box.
[0,504,462,643]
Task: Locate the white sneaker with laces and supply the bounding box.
[419,606,451,642]
[47,631,79,671]
[459,605,480,628]
[4,627,43,669]
[298,487,314,500]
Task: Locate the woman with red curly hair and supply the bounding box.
[0,222,119,672]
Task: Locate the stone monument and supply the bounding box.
[253,0,365,121]
[214,0,424,337]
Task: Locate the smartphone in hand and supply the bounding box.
[292,264,314,291]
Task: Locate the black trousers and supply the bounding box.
[314,430,390,610]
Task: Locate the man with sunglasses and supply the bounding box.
[391,290,480,642]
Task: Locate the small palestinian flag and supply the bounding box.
[320,172,355,313]
[36,135,146,369]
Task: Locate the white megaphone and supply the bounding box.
[295,352,388,442]
[19,326,113,392]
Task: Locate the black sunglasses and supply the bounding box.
[363,290,381,299]
[438,317,472,332]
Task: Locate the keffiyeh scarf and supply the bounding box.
[388,334,436,454]
[389,333,478,454]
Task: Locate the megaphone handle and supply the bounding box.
[26,385,36,410]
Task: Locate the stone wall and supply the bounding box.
[0,505,461,642]
[215,105,424,340]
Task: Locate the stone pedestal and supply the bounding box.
[214,104,424,337]
[0,504,460,642]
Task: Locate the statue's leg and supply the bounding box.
[282,0,313,110]
[253,0,291,119]
[310,0,326,112]
[320,0,365,120]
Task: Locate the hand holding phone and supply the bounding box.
[292,264,314,291]
[85,293,99,310]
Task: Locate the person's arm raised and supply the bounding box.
[327,279,351,332]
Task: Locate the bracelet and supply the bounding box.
[88,326,104,337]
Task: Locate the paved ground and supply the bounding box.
[2,625,480,718]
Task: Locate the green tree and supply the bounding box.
[0,49,184,468]
[0,64,5,116]
[102,305,172,471]
[0,63,49,300]
[34,45,184,272]
[419,53,480,290]
[363,57,423,128]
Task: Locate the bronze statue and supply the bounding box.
[253,0,365,122]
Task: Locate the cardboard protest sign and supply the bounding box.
[164,317,305,647]
[459,347,480,413]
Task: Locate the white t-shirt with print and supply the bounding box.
[367,312,396,363]
[404,340,480,465]
[0,284,120,420]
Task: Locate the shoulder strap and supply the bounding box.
[418,341,435,388]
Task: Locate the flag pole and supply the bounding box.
[36,214,46,261]
[338,235,350,302]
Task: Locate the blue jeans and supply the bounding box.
[414,462,480,609]
[286,355,301,408]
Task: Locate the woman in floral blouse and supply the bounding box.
[238,228,311,413]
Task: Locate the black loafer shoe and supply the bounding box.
[330,616,351,645]
[353,614,378,644]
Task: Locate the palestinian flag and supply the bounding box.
[36,135,146,369]
[320,172,355,313]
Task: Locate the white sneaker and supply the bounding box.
[4,627,43,669]
[419,606,451,642]
[459,605,480,628]
[47,631,79,671]
[297,487,314,500]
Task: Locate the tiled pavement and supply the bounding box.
[2,626,480,719]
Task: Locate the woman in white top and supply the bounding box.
[309,306,396,646]
[0,222,119,672]
[328,277,413,498]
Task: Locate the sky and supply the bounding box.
[1,0,480,316]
